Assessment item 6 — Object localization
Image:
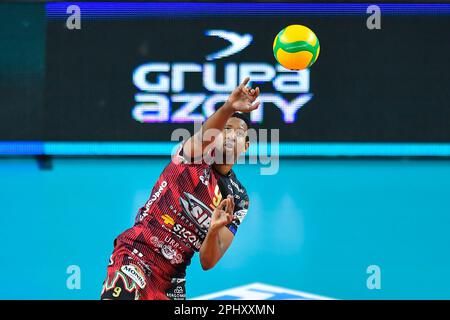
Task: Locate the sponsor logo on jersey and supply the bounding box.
[234,209,248,224]
[150,236,184,264]
[174,286,184,294]
[161,245,176,260]
[164,235,182,250]
[139,180,168,221]
[175,212,197,229]
[131,248,144,259]
[161,220,203,251]
[101,270,139,300]
[147,181,168,212]
[120,265,147,289]
[166,278,186,300]
[130,250,153,276]
[174,278,186,285]
[230,179,244,193]
[162,214,175,226]
[173,223,203,250]
[237,199,247,208]
[199,168,210,186]
[179,192,213,233]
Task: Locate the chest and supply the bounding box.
[175,166,222,233]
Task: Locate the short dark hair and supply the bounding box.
[230,112,251,142]
[230,112,251,130]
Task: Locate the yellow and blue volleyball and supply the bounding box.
[273,24,320,70]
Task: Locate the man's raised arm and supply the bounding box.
[182,77,260,159]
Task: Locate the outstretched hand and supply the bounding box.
[227,77,260,113]
[210,195,236,231]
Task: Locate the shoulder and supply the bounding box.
[229,170,250,207]
[230,170,247,192]
[171,142,213,168]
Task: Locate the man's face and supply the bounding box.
[216,117,249,164]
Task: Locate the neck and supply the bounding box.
[213,163,233,175]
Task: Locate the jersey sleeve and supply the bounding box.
[171,141,214,167]
[226,194,249,235]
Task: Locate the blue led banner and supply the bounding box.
[1,3,450,156]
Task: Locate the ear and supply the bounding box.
[244,140,250,153]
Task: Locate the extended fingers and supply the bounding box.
[228,196,235,213]
[218,198,228,210]
[238,77,250,89]
[247,101,260,111]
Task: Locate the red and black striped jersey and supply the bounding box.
[114,146,249,278]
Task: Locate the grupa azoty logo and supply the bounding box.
[205,30,253,61]
[132,29,312,124]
